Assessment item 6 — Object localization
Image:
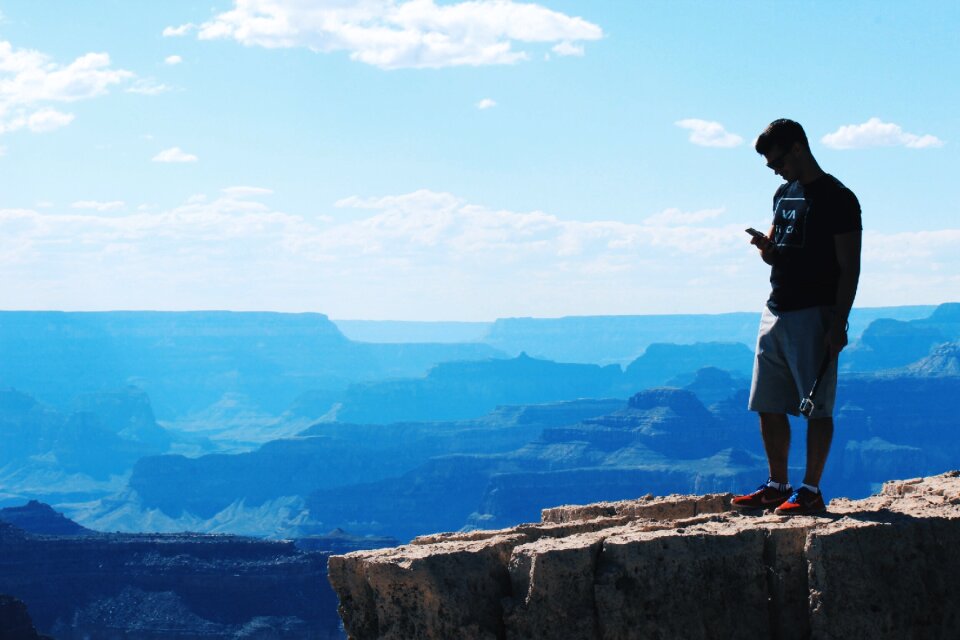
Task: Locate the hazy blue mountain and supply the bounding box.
[311,367,959,540]
[0,500,94,536]
[0,311,503,421]
[479,306,936,366]
[70,388,170,450]
[624,342,754,391]
[0,388,170,507]
[305,389,765,540]
[66,357,960,542]
[5,303,956,542]
[900,342,960,377]
[843,318,950,372]
[843,303,960,372]
[92,399,624,529]
[333,320,491,343]
[327,345,754,425]
[675,367,750,407]
[331,353,625,424]
[480,313,760,366]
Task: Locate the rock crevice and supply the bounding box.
[329,472,960,639]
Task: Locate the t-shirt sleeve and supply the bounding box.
[831,188,862,235]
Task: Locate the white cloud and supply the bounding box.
[164,55,183,65]
[163,23,196,37]
[152,146,198,163]
[644,207,725,226]
[0,189,752,316]
[3,188,956,317]
[222,186,274,197]
[0,40,134,135]
[821,117,944,150]
[173,0,603,69]
[126,79,173,95]
[853,229,960,308]
[675,119,744,148]
[27,108,75,132]
[476,98,497,110]
[552,41,584,56]
[71,200,126,212]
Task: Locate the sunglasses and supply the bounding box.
[766,149,790,170]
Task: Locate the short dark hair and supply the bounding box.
[755,119,809,155]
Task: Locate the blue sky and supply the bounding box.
[0,1,956,320]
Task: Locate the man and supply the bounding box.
[732,118,862,516]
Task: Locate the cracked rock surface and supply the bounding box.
[328,471,960,639]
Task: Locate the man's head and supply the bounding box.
[756,119,816,183]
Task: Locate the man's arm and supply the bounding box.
[827,230,862,357]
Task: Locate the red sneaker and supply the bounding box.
[774,488,826,516]
[731,483,792,511]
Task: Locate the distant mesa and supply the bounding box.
[0,501,95,537]
[624,342,754,390]
[844,302,960,373]
[928,301,960,322]
[902,342,960,377]
[626,387,713,413]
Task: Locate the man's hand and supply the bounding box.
[825,320,848,359]
[750,230,777,265]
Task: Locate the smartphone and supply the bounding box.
[745,228,766,240]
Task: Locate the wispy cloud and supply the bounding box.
[675,119,744,148]
[164,55,183,65]
[71,200,125,212]
[25,108,75,132]
[0,41,134,135]
[2,188,954,317]
[476,98,497,110]
[126,79,173,95]
[821,117,944,150]
[644,207,725,226]
[152,147,198,163]
[552,41,584,57]
[166,0,603,70]
[222,186,274,197]
[163,24,195,37]
[0,189,752,317]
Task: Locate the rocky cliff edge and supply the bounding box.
[329,471,960,639]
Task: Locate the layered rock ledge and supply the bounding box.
[328,471,960,639]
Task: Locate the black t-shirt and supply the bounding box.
[767,174,862,312]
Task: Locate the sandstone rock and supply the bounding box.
[329,471,960,640]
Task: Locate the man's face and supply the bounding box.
[763,143,797,182]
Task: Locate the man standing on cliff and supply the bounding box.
[732,119,862,516]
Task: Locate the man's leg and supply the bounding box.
[803,417,834,487]
[759,412,791,484]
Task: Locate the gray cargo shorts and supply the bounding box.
[748,305,838,419]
